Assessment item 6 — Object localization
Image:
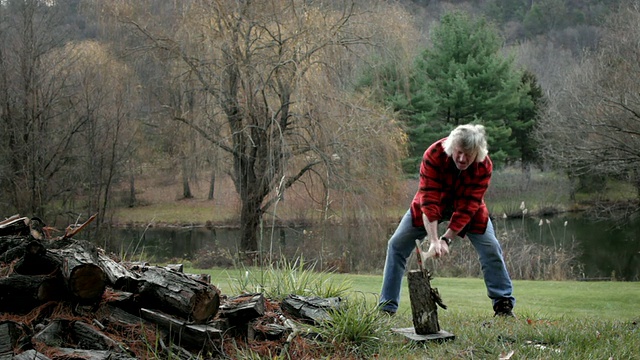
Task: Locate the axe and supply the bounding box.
[415,239,435,278]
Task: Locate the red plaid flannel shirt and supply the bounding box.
[409,138,491,236]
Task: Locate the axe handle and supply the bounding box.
[415,239,427,277]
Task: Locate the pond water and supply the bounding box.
[103,213,640,281]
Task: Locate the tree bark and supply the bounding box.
[208,168,215,200]
[239,194,262,253]
[97,253,138,291]
[128,174,136,208]
[181,158,193,199]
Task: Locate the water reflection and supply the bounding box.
[103,214,640,281]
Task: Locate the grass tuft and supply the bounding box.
[310,293,389,358]
[228,256,352,301]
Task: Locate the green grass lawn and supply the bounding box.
[198,267,638,321]
[192,267,639,359]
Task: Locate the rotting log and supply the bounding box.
[33,320,66,348]
[50,348,136,360]
[218,293,265,324]
[135,266,220,324]
[0,274,65,313]
[49,240,106,302]
[12,349,51,360]
[12,241,59,276]
[73,321,128,352]
[139,308,223,353]
[0,237,43,264]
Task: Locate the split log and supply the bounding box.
[50,240,106,302]
[0,321,30,357]
[280,295,343,324]
[98,289,138,315]
[51,348,136,360]
[184,272,211,284]
[218,293,265,324]
[139,308,223,353]
[135,266,220,323]
[0,274,64,313]
[73,321,128,352]
[249,320,292,342]
[165,263,183,272]
[12,350,51,360]
[33,320,66,347]
[97,304,154,331]
[407,270,439,335]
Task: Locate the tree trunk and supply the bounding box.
[128,174,136,208]
[208,168,215,200]
[239,196,261,253]
[182,159,193,199]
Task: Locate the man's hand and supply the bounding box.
[427,238,450,258]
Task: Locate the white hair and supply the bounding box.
[443,124,489,162]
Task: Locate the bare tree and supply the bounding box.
[535,1,640,200]
[0,0,84,217]
[58,41,141,228]
[104,0,408,252]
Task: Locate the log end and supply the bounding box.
[191,287,221,324]
[69,264,106,301]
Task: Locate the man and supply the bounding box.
[379,124,515,317]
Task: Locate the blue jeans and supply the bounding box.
[379,210,515,313]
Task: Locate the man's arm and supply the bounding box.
[422,213,452,258]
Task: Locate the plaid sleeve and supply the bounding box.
[419,141,447,222]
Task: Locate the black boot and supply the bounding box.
[493,298,515,317]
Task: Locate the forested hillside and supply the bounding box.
[1,0,638,252]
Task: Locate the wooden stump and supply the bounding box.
[392,270,455,342]
[407,270,440,335]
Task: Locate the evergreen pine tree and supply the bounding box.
[403,11,526,169]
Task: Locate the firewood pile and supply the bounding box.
[0,215,343,359]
